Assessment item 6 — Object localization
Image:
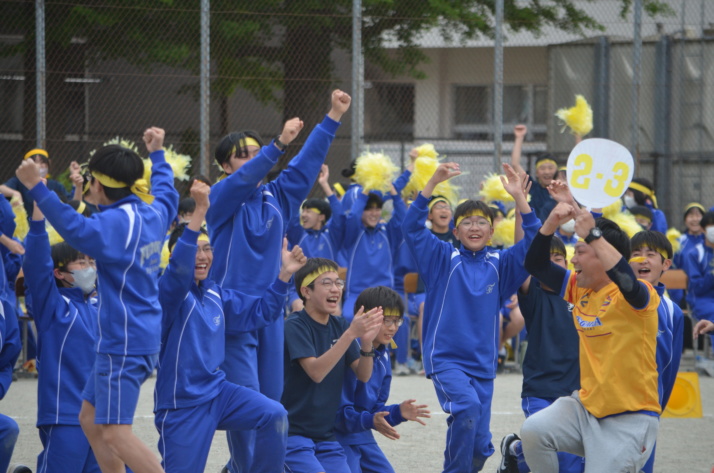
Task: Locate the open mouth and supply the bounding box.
[326,296,339,304]
[637,267,651,277]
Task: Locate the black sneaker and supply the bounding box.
[497,433,520,473]
[9,465,33,473]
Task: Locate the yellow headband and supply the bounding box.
[230,137,261,158]
[75,200,86,215]
[536,159,557,169]
[628,182,658,207]
[197,234,210,244]
[383,308,401,317]
[304,207,322,215]
[630,246,669,262]
[333,182,345,197]
[684,202,705,214]
[428,197,450,211]
[91,171,155,205]
[24,148,49,160]
[455,210,492,228]
[300,266,336,288]
[551,249,567,258]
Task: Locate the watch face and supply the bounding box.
[592,228,602,237]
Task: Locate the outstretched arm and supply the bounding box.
[510,124,528,176]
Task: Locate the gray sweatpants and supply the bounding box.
[520,391,658,473]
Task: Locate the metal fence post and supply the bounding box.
[631,0,643,164]
[35,0,45,148]
[351,0,363,161]
[654,35,672,220]
[493,0,504,173]
[200,0,210,176]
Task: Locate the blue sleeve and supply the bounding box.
[360,368,405,427]
[3,243,22,284]
[0,197,16,238]
[2,177,19,190]
[402,193,454,290]
[30,183,131,263]
[0,299,21,398]
[497,211,541,297]
[335,370,375,433]
[663,305,684,408]
[326,195,346,249]
[148,150,180,233]
[21,219,67,334]
[386,193,406,252]
[158,228,199,325]
[269,116,340,226]
[206,145,282,230]
[285,215,304,248]
[343,192,369,249]
[590,210,603,219]
[220,279,289,333]
[650,207,668,234]
[393,169,412,195]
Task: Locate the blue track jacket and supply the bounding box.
[286,195,345,261]
[403,193,540,378]
[155,228,289,410]
[23,219,98,426]
[30,150,179,355]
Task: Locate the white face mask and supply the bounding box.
[560,219,576,234]
[39,168,48,179]
[70,267,97,295]
[623,195,636,209]
[706,226,714,244]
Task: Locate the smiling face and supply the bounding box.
[453,216,494,252]
[362,206,382,229]
[570,242,609,290]
[301,207,325,231]
[630,246,671,286]
[535,162,557,187]
[302,271,343,317]
[373,315,401,347]
[428,202,452,233]
[194,240,213,283]
[685,208,704,235]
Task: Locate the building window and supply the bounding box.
[453,84,547,140]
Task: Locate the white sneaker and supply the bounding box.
[394,362,410,376]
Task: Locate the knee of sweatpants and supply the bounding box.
[0,416,19,438]
[260,401,288,433]
[520,412,549,448]
[451,396,482,430]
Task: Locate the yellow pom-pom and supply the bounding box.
[565,244,576,271]
[401,155,459,205]
[353,151,399,194]
[555,95,593,137]
[46,222,64,246]
[667,227,682,255]
[160,239,171,270]
[610,211,643,238]
[91,136,140,156]
[11,197,28,241]
[478,173,514,203]
[414,143,438,160]
[163,145,192,182]
[491,217,515,248]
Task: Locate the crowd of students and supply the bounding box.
[0,101,712,473]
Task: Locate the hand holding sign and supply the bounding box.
[567,138,634,209]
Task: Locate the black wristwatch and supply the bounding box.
[584,227,603,244]
[273,135,288,151]
[359,347,376,357]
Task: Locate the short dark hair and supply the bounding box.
[214,131,264,166]
[628,177,656,208]
[341,160,357,179]
[354,286,404,317]
[294,257,339,302]
[534,152,558,167]
[596,217,631,260]
[631,230,673,260]
[365,193,383,210]
[51,242,81,287]
[629,205,653,222]
[454,199,494,226]
[700,211,714,229]
[168,222,209,252]
[550,236,566,257]
[302,198,331,222]
[178,197,196,217]
[88,145,145,203]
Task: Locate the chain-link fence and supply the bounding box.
[1,0,713,223]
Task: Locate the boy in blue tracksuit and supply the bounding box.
[17,126,178,473]
[24,201,100,473]
[341,180,407,322]
[206,90,351,473]
[685,211,714,347]
[155,181,299,473]
[403,162,538,473]
[335,286,430,473]
[286,164,346,312]
[628,231,684,473]
[0,252,22,473]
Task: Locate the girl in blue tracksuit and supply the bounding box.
[20,127,179,472]
[403,162,538,473]
[335,286,430,473]
[155,182,300,473]
[206,90,350,473]
[341,174,409,321]
[24,203,100,473]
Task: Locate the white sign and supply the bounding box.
[567,138,634,209]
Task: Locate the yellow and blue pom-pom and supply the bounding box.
[667,227,682,255]
[353,151,399,194]
[402,155,459,206]
[479,173,514,203]
[555,95,593,137]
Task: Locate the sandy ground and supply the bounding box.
[4,357,713,472]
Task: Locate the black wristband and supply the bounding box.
[274,135,288,151]
[359,347,376,357]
